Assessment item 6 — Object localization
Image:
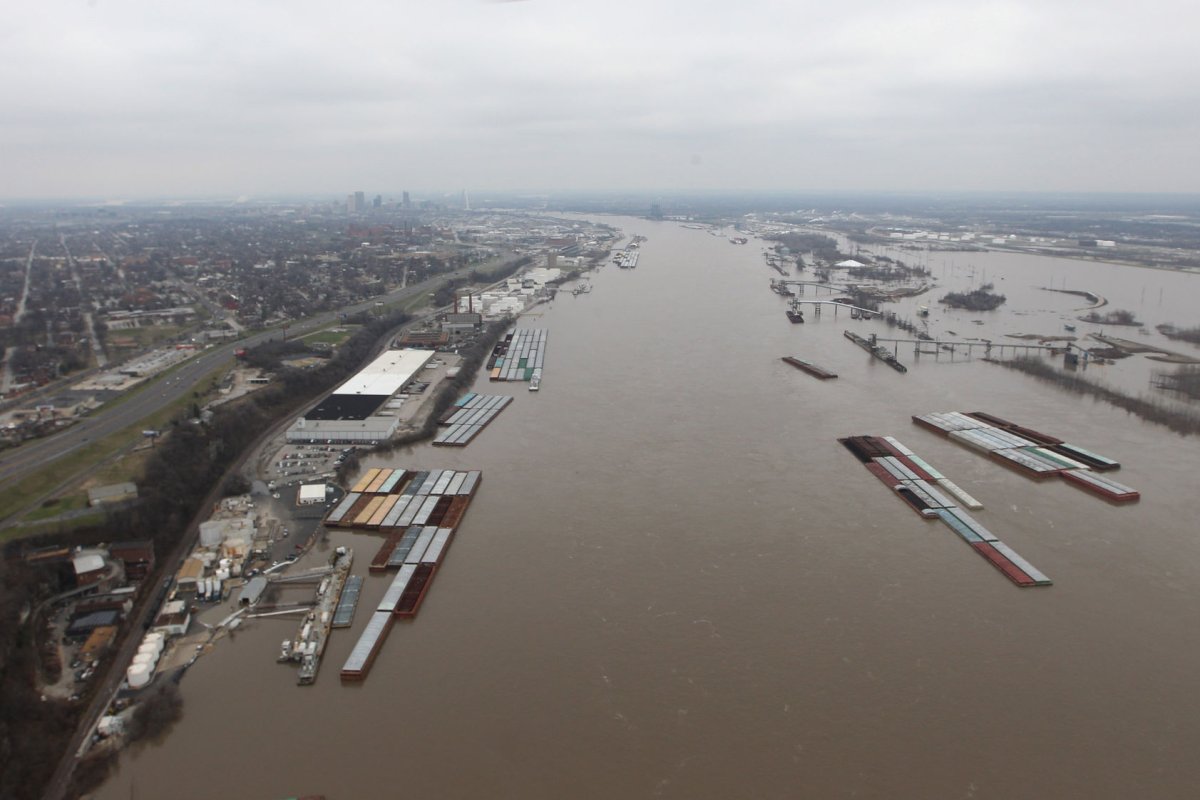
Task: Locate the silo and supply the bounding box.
[127,663,151,688]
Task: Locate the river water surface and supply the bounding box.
[97,217,1200,799]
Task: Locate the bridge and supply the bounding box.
[868,337,1080,360]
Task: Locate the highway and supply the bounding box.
[0,260,498,490]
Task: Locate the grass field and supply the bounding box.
[301,325,360,347]
[106,323,188,349]
[24,493,89,521]
[0,359,233,540]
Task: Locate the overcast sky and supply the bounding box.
[4,0,1199,199]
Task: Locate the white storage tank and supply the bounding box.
[143,632,165,648]
[137,641,161,659]
[127,663,151,688]
[199,525,222,548]
[132,652,156,668]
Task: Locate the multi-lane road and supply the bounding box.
[0,259,499,491]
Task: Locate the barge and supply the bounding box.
[840,435,1050,587]
[912,411,1135,500]
[781,356,837,380]
[336,467,483,682]
[331,575,363,628]
[434,394,513,446]
[488,329,547,382]
[843,330,907,373]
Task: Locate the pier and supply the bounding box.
[276,548,355,685]
[869,337,1066,359]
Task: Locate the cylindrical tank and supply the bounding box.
[132,652,155,667]
[137,641,161,659]
[127,663,151,688]
[142,632,165,649]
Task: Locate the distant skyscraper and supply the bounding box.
[354,191,366,212]
[402,191,411,210]
[346,193,355,213]
[461,189,470,211]
[372,194,382,209]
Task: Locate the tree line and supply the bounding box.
[1,309,413,800]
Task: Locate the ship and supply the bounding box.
[529,369,542,391]
[843,330,907,373]
[786,308,805,323]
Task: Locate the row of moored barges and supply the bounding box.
[336,466,483,681]
[489,328,547,382]
[433,393,513,446]
[912,411,1138,502]
[840,434,1051,587]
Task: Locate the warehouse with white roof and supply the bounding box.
[286,349,435,443]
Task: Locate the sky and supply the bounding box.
[3,0,1199,199]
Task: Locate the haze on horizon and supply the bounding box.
[4,0,1199,201]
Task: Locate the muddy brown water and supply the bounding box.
[96,217,1200,799]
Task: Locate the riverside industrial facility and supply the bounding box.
[286,349,436,443]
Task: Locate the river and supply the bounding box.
[96,216,1200,799]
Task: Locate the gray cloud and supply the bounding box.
[2,0,1198,197]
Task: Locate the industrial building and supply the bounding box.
[87,481,138,507]
[298,483,327,505]
[286,349,435,443]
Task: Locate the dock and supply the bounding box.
[275,548,354,685]
[840,436,1050,587]
[844,330,908,373]
[433,394,513,446]
[781,356,837,380]
[912,411,1136,501]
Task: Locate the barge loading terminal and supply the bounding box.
[325,467,483,681]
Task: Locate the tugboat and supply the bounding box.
[786,307,805,324]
